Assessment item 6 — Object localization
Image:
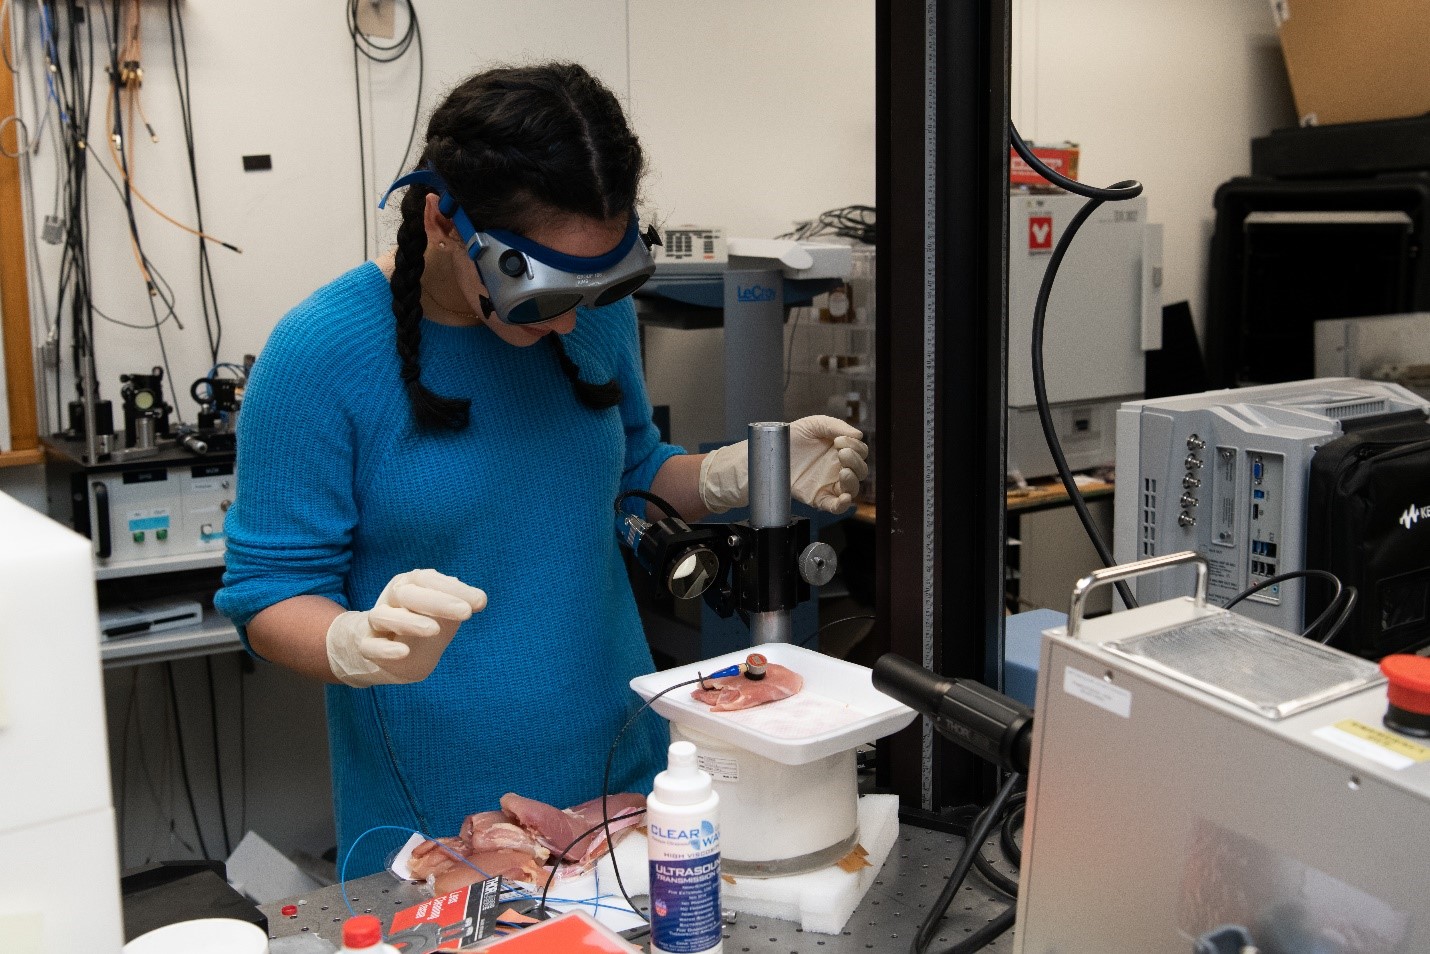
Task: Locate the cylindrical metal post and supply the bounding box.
[748,422,791,530]
[748,422,792,645]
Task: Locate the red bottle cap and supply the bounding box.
[1381,655,1430,715]
[281,904,298,917]
[342,914,383,949]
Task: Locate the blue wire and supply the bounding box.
[339,826,494,917]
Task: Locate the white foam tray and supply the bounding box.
[629,643,916,765]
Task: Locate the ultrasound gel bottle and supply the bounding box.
[648,740,722,954]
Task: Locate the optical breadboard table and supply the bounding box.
[260,822,1018,952]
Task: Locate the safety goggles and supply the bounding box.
[380,168,658,325]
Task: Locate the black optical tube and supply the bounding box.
[873,653,1033,774]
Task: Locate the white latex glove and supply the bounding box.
[326,569,487,688]
[699,415,870,515]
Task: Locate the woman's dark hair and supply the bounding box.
[391,62,640,429]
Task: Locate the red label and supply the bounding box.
[1028,216,1054,251]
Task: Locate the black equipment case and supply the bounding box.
[1306,413,1430,658]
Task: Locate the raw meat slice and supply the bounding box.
[500,792,646,866]
[690,662,803,711]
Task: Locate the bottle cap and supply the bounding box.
[654,741,712,806]
[342,914,383,949]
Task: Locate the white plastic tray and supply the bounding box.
[629,643,917,765]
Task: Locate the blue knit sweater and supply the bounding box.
[215,262,681,876]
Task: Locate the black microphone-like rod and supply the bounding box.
[872,653,1034,774]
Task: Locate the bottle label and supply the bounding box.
[650,854,722,953]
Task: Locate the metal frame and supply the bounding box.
[876,0,1011,810]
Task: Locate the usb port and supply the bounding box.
[1265,542,1277,558]
[1253,489,1265,500]
[1253,504,1261,520]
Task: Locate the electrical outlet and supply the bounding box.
[354,0,396,39]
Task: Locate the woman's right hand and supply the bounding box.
[326,569,487,687]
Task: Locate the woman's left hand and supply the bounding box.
[698,415,869,515]
[789,415,869,513]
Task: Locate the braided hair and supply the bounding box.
[390,63,642,429]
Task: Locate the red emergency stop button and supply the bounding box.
[281,904,298,917]
[1380,655,1430,737]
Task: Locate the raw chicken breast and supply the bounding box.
[690,662,803,711]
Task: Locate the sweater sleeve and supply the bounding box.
[214,303,362,632]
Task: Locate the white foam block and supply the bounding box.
[388,795,899,938]
[717,794,900,935]
[595,795,899,937]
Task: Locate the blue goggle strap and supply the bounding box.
[378,168,641,274]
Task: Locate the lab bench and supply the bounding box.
[259,821,1017,952]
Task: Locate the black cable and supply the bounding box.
[350,38,367,260]
[586,676,706,922]
[169,0,225,367]
[797,613,875,649]
[999,804,1023,868]
[1319,586,1358,647]
[238,659,248,840]
[911,772,1021,954]
[968,790,1024,898]
[165,662,211,859]
[536,808,647,914]
[1014,121,1142,610]
[1224,566,1355,640]
[1224,568,1341,613]
[1010,125,1142,201]
[614,488,687,523]
[1029,192,1138,609]
[205,656,232,857]
[347,0,423,260]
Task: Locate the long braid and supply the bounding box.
[391,186,470,430]
[549,334,622,410]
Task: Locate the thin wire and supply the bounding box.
[594,676,706,923]
[797,613,876,649]
[536,809,647,914]
[165,661,211,859]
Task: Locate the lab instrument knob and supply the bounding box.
[1381,655,1430,737]
[798,541,838,586]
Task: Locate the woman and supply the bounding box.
[215,62,867,877]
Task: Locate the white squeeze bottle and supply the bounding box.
[647,740,722,954]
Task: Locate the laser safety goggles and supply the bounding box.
[380,168,659,325]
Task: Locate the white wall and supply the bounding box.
[12,0,874,432]
[1011,0,1297,337]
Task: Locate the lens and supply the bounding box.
[534,293,583,320]
[666,546,720,600]
[498,249,528,277]
[594,274,652,306]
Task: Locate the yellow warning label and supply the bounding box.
[1334,720,1430,763]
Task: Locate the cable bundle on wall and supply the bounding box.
[347,0,424,261]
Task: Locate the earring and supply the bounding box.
[438,241,448,249]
